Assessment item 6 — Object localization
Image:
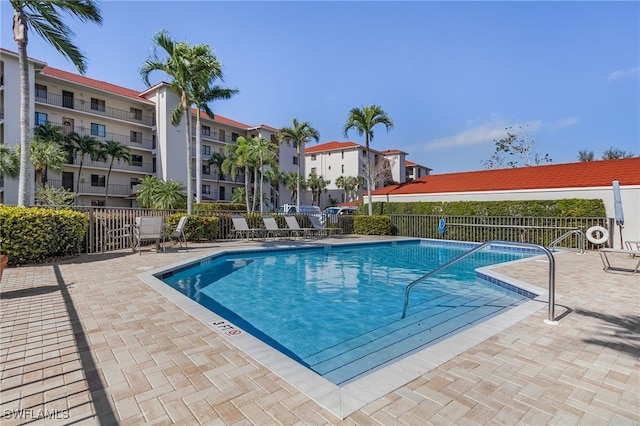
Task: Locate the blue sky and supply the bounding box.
[2,1,638,174]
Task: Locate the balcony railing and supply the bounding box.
[67,153,154,174]
[47,179,134,196]
[36,92,155,126]
[191,170,245,184]
[49,120,155,151]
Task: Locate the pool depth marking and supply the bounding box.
[211,320,242,335]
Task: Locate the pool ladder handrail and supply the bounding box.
[401,240,557,324]
[548,230,585,253]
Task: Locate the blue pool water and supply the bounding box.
[158,240,538,385]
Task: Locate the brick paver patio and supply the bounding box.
[1,236,638,425]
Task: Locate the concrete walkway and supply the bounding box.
[1,236,638,425]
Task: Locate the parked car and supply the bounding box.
[321,206,358,224]
[277,204,322,215]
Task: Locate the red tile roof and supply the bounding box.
[373,158,640,195]
[306,141,360,153]
[192,108,251,129]
[41,67,154,104]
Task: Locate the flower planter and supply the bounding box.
[0,255,7,283]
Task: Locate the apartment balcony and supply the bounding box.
[36,92,155,126]
[191,129,236,144]
[47,179,133,197]
[67,153,155,174]
[50,120,155,151]
[191,170,245,184]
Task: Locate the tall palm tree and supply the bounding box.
[10,0,102,206]
[66,133,102,195]
[277,118,319,212]
[343,105,394,215]
[141,30,221,214]
[191,74,238,204]
[307,172,330,207]
[103,140,131,205]
[284,171,307,205]
[222,138,252,212]
[249,137,278,213]
[262,164,286,211]
[32,122,66,186]
[206,152,226,201]
[0,145,20,179]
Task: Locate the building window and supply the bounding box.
[341,164,344,173]
[231,132,239,142]
[131,155,143,167]
[362,150,367,157]
[202,184,211,195]
[311,167,317,175]
[91,98,106,112]
[311,154,316,161]
[202,164,211,175]
[202,125,211,136]
[219,129,225,142]
[293,156,299,165]
[34,112,47,126]
[130,177,143,188]
[91,123,106,137]
[341,151,344,159]
[130,131,142,143]
[203,145,211,155]
[292,141,298,149]
[91,174,106,187]
[130,107,142,120]
[91,199,106,206]
[35,84,47,100]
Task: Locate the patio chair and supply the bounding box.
[309,215,341,237]
[284,215,314,239]
[168,215,189,250]
[598,247,640,275]
[133,216,166,255]
[231,216,265,241]
[262,216,290,240]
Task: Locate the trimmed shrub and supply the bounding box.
[0,205,88,266]
[165,213,219,241]
[354,215,392,235]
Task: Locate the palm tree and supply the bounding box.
[103,140,131,205]
[207,152,226,201]
[277,118,319,212]
[141,30,222,214]
[284,171,307,205]
[0,145,20,179]
[263,164,286,211]
[136,176,161,209]
[10,0,102,206]
[250,137,278,213]
[307,172,330,207]
[222,138,252,212]
[343,105,394,215]
[191,74,238,204]
[136,175,185,209]
[32,122,66,186]
[30,138,66,187]
[66,133,102,195]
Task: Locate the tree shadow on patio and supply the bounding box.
[575,308,640,357]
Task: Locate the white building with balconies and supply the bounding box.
[0,47,293,208]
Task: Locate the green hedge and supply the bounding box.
[194,202,246,213]
[165,213,219,241]
[0,205,88,266]
[372,199,606,217]
[354,215,392,235]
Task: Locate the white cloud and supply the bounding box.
[607,67,640,82]
[548,117,579,132]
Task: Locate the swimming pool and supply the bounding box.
[157,239,539,386]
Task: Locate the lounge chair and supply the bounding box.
[133,216,165,255]
[262,216,290,240]
[231,216,264,241]
[598,248,640,275]
[168,215,189,250]
[309,215,341,237]
[284,216,314,239]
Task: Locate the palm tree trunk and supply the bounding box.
[105,161,114,205]
[366,138,373,215]
[76,157,84,195]
[195,111,202,204]
[16,34,32,206]
[244,166,250,213]
[182,102,193,214]
[296,144,301,211]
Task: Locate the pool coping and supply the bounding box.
[137,238,555,420]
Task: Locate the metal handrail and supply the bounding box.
[548,230,585,253]
[401,240,557,324]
